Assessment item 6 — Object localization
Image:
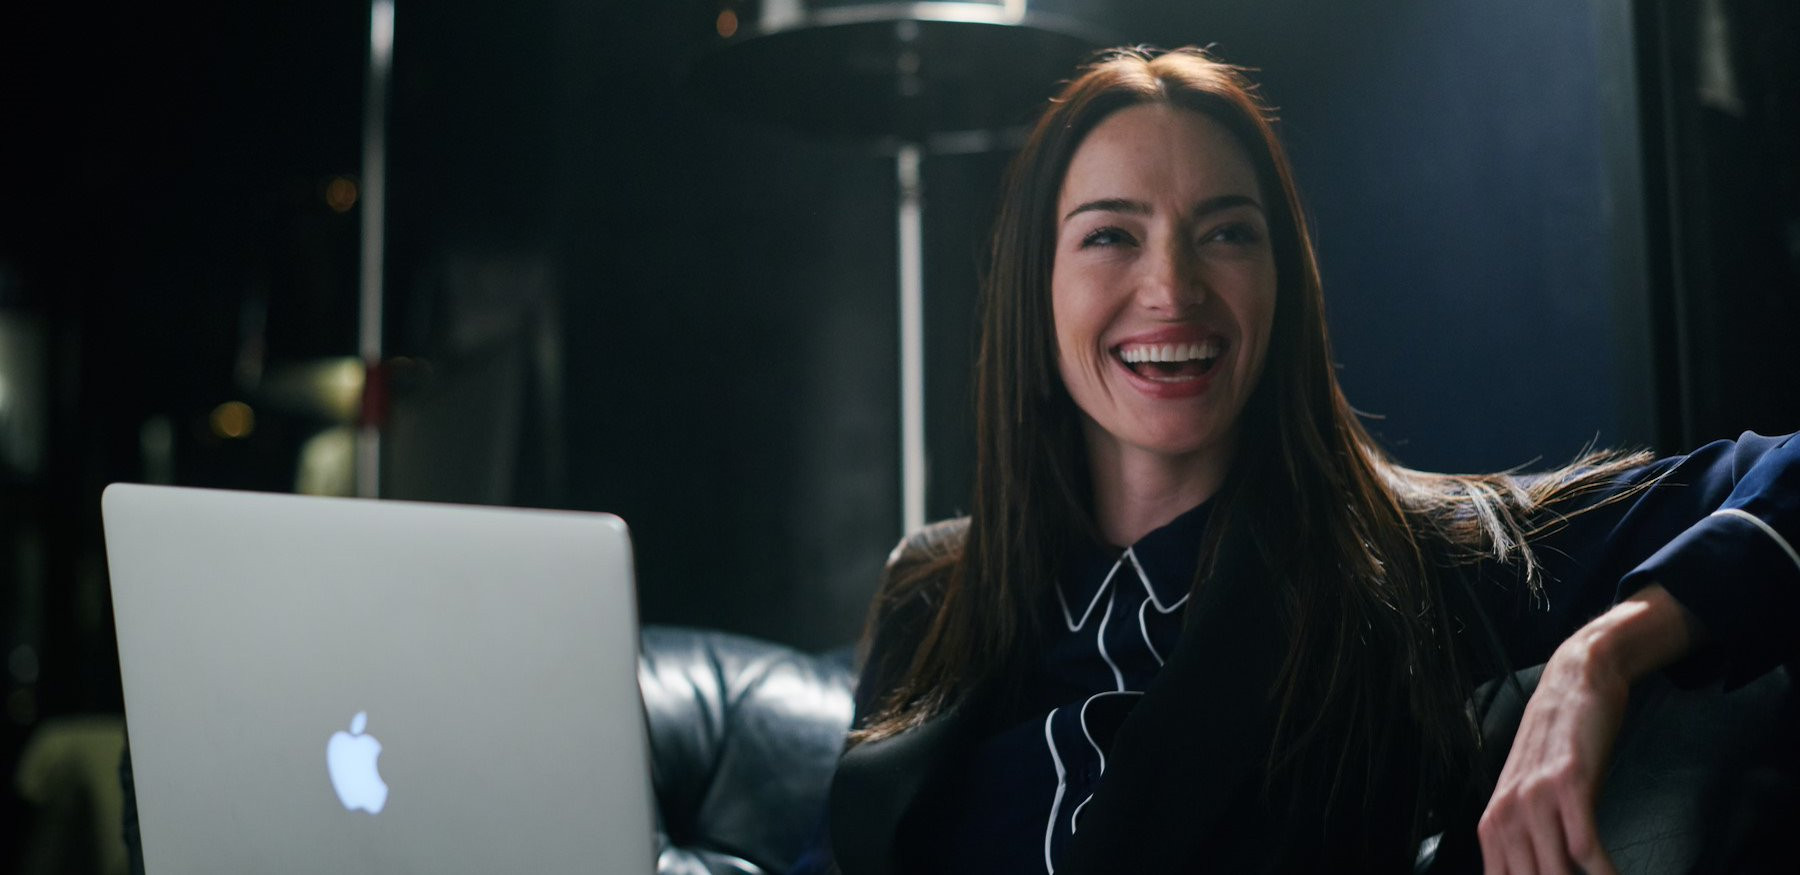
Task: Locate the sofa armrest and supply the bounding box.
[640,625,856,875]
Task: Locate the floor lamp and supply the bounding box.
[692,1,1106,535]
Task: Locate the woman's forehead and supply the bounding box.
[1057,105,1262,216]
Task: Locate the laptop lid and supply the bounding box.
[102,484,655,874]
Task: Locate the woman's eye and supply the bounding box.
[1080,227,1135,248]
[1202,222,1262,246]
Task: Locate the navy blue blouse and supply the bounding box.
[912,501,1213,873]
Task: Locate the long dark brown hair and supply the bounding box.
[852,46,1647,839]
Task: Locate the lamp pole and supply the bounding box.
[896,141,926,535]
[357,0,395,499]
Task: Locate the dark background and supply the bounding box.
[2,0,1796,870]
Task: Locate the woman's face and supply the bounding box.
[1051,104,1277,472]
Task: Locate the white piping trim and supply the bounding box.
[1713,508,1800,575]
[1138,596,1164,667]
[1093,587,1126,692]
[1068,793,1092,836]
[1058,555,1123,631]
[1124,546,1189,613]
[1043,709,1065,874]
[1068,691,1141,833]
[1080,692,1137,774]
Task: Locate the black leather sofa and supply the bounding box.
[639,626,854,874]
[1422,664,1798,873]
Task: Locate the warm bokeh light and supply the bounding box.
[259,357,364,422]
[326,176,359,213]
[716,8,738,39]
[210,401,256,439]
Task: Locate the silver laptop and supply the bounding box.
[102,484,656,874]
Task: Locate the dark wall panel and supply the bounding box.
[474,0,904,649]
[1119,0,1656,472]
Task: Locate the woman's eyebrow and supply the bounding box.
[1061,193,1264,223]
[1062,197,1150,222]
[1189,194,1263,220]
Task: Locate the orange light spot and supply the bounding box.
[715,8,738,39]
[325,176,359,213]
[210,401,256,439]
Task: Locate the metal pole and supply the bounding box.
[897,143,926,536]
[357,0,395,498]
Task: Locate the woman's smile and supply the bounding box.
[1109,327,1229,397]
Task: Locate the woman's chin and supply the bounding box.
[1087,422,1233,470]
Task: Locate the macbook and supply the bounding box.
[102,484,655,873]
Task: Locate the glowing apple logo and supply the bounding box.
[327,711,388,814]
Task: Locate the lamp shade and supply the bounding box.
[691,1,1112,139]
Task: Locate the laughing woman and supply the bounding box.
[810,47,1798,874]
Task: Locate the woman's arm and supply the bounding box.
[1475,430,1800,873]
[1475,431,1799,687]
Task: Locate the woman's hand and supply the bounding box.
[1476,628,1629,874]
[1477,584,1699,875]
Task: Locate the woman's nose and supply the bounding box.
[1137,237,1204,313]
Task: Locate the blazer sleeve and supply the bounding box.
[1478,430,1800,689]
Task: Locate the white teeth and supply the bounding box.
[1118,339,1221,364]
